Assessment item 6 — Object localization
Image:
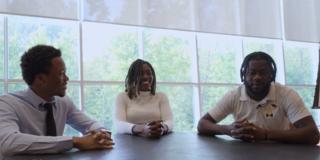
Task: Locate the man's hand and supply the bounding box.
[87,130,113,145]
[228,119,253,141]
[229,120,267,142]
[242,123,267,141]
[73,131,114,150]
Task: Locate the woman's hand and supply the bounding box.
[132,120,167,138]
[147,120,163,138]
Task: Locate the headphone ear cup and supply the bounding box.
[240,69,244,82]
[271,72,275,81]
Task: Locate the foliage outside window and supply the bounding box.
[0,15,319,136]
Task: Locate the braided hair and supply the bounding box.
[125,59,156,99]
[240,51,277,82]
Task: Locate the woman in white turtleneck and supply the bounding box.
[114,59,173,138]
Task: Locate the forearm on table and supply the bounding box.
[197,119,230,136]
[1,133,73,156]
[114,120,135,134]
[266,126,319,144]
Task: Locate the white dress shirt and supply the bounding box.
[0,88,105,156]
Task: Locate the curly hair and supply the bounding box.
[20,45,61,86]
[125,59,156,99]
[240,51,277,82]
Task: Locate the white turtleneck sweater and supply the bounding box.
[114,91,173,134]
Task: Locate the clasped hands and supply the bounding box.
[73,129,114,150]
[228,119,267,142]
[133,120,168,138]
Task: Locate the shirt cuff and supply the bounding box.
[58,136,74,152]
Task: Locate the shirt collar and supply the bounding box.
[21,88,56,109]
[139,91,152,96]
[240,82,276,103]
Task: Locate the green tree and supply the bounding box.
[8,17,79,80]
[83,32,138,131]
[143,30,192,82]
[197,37,240,126]
[284,47,313,84]
[143,30,195,131]
[158,85,194,131]
[199,48,238,83]
[84,85,124,131]
[84,33,138,81]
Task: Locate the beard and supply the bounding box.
[244,80,271,96]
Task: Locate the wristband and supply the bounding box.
[131,125,142,135]
[161,123,168,135]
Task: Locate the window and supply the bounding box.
[83,0,139,25]
[197,33,243,125]
[82,22,139,81]
[143,28,196,83]
[142,0,193,30]
[0,16,3,94]
[243,38,285,83]
[0,0,78,20]
[7,16,80,81]
[1,1,320,135]
[198,33,242,83]
[84,84,123,131]
[5,16,80,135]
[284,42,320,125]
[284,42,319,85]
[283,0,320,43]
[158,85,195,131]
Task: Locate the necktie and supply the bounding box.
[44,103,57,136]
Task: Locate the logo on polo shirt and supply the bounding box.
[257,103,277,118]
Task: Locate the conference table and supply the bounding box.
[4,132,320,160]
